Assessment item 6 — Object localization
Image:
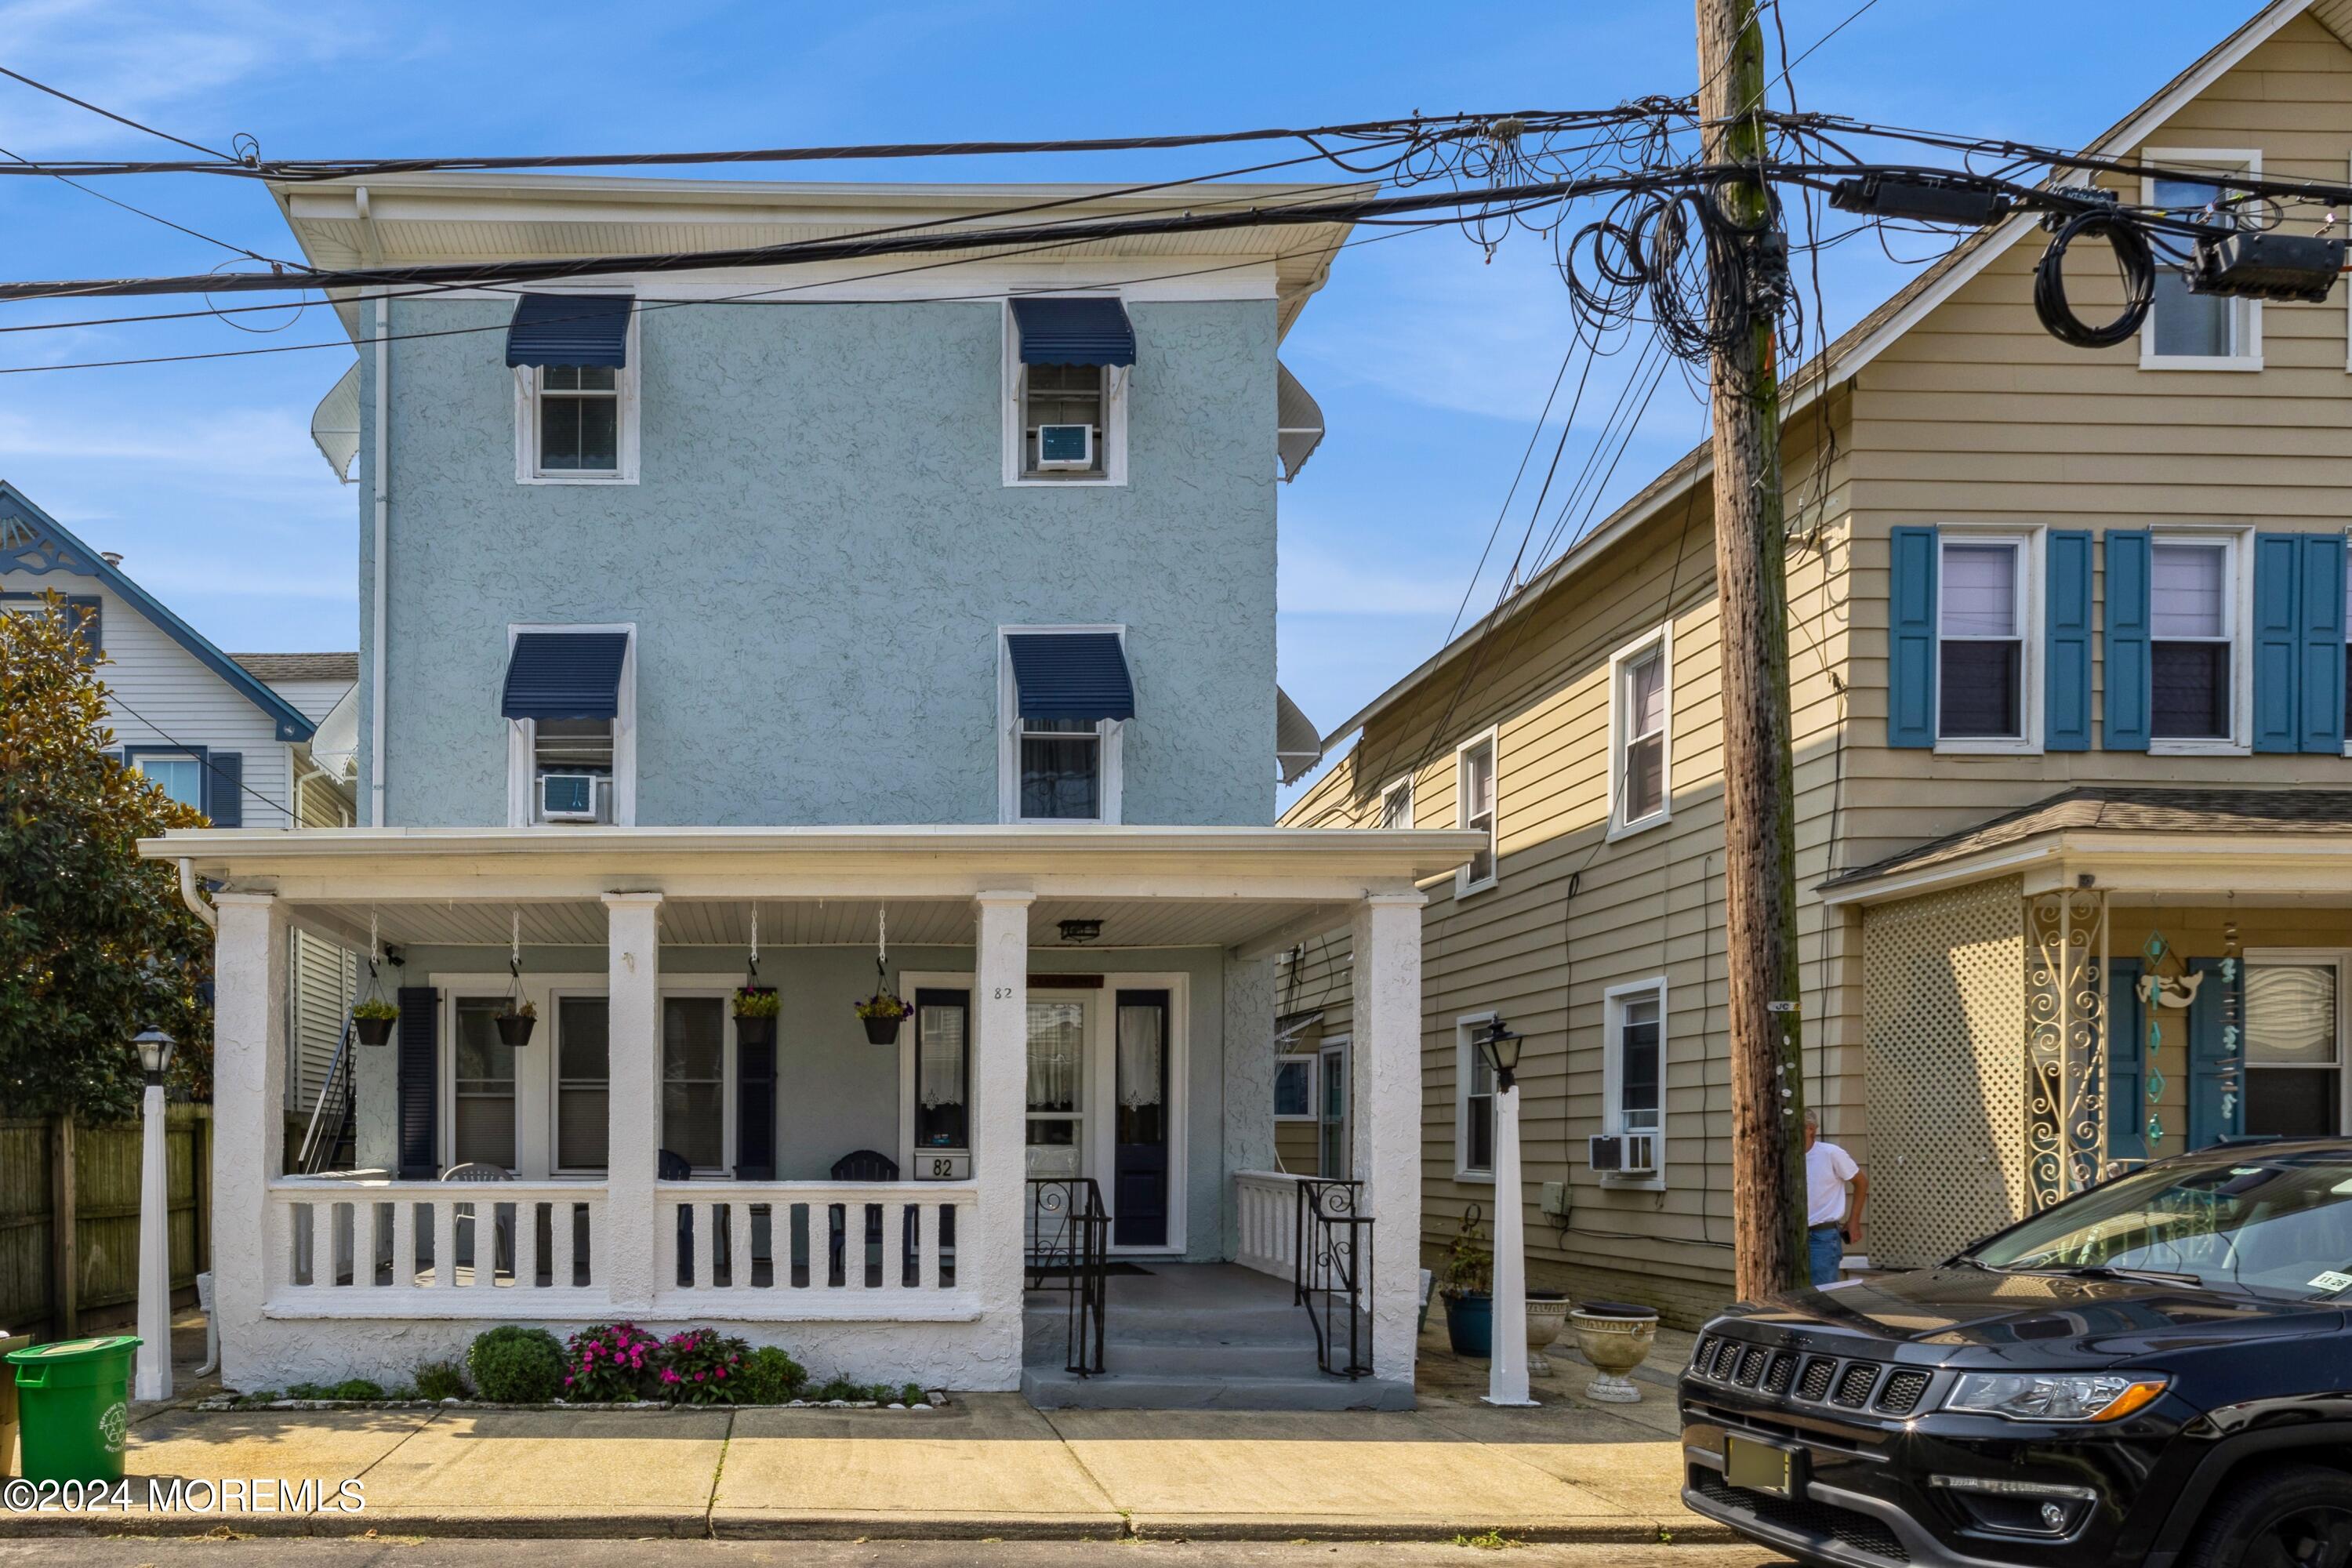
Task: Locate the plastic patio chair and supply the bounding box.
[828,1150,899,1283]
[440,1162,514,1278]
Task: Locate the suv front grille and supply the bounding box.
[1711,1338,1741,1380]
[1833,1361,1882,1407]
[1693,1472,1910,1563]
[1762,1352,1795,1395]
[1735,1347,1769,1388]
[1796,1356,1837,1402]
[1875,1370,1930,1417]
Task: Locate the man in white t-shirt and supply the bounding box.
[1803,1109,1867,1286]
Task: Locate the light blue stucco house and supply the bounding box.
[147,172,1477,1406]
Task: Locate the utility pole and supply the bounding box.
[1695,0,1809,1299]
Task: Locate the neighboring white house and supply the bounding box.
[0,480,361,1122]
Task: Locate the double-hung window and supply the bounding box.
[452,996,517,1171]
[535,367,619,473]
[1456,732,1497,895]
[2150,539,2237,743]
[1378,776,1413,829]
[1603,980,1666,1182]
[554,995,610,1172]
[1938,536,2030,743]
[132,753,206,811]
[2243,957,2345,1138]
[1274,1054,1316,1120]
[662,996,727,1173]
[509,293,640,483]
[2141,154,2261,369]
[1000,628,1131,824]
[1004,296,1133,486]
[1456,1017,1496,1179]
[503,626,635,826]
[1609,630,1670,833]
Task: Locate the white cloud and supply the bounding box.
[1279,536,1470,618]
[0,402,330,487]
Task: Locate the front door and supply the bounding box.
[1112,990,1171,1247]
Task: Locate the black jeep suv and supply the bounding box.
[1680,1140,2352,1568]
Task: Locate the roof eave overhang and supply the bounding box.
[1822,827,2352,907]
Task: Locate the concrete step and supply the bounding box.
[1025,1306,1318,1349]
[1033,1340,1323,1377]
[1022,1367,1414,1411]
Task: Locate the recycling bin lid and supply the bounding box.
[6,1336,140,1364]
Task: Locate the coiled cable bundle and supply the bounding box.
[2033,206,2157,349]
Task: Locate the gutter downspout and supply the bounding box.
[177,859,216,928]
[370,272,389,827]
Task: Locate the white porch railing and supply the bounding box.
[655,1181,979,1319]
[267,1180,609,1316]
[1234,1170,1308,1280]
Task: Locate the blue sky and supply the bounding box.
[0,1,2252,804]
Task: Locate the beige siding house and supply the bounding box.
[1283,0,2352,1325]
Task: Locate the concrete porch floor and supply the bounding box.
[5,1306,1707,1542]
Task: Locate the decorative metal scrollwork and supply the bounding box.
[2027,888,2107,1209]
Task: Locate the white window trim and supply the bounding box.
[1454,728,1499,898]
[1600,977,1668,1192]
[512,302,641,484]
[2140,149,2264,372]
[1001,299,1131,488]
[2147,526,2253,757]
[1606,623,1674,838]
[2240,949,2352,1136]
[996,624,1125,825]
[1274,1052,1319,1122]
[1377,774,1414,830]
[1453,1011,1498,1184]
[1317,1035,1351,1180]
[505,622,638,827]
[1933,524,2045,756]
[896,969,974,1178]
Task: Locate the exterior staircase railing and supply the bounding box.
[1294,1177,1374,1380]
[1025,1176,1109,1376]
[296,1019,358,1175]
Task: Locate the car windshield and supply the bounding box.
[1964,1148,2352,1301]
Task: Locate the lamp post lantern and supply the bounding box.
[1475,1018,1536,1407]
[134,1028,174,1401]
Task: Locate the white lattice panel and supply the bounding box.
[1862,876,2027,1269]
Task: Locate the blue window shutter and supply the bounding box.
[2298,532,2347,753]
[2186,957,2244,1151]
[2251,533,2301,753]
[2045,531,2092,751]
[2102,530,2151,750]
[205,751,243,827]
[1886,526,1937,748]
[2105,960,2147,1162]
[397,987,440,1179]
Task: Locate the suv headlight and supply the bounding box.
[1944,1372,2167,1423]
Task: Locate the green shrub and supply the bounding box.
[415,1359,470,1401]
[899,1381,927,1407]
[468,1326,565,1403]
[734,1346,806,1405]
[811,1375,862,1403]
[330,1378,384,1401]
[286,1382,330,1400]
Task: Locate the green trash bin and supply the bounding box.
[5,1336,140,1483]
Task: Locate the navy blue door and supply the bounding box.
[1112,990,1171,1247]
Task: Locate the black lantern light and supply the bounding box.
[1474,1017,1523,1091]
[133,1028,176,1087]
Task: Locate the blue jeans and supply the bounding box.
[1808,1225,1844,1286]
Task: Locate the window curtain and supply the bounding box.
[1026,1002,1083,1111]
[1116,1004,1165,1109]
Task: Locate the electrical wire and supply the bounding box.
[0,62,234,160]
[2033,205,2156,349]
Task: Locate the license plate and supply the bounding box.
[1724,1433,1802,1500]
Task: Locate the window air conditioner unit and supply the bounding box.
[1588,1131,1658,1178]
[539,772,605,823]
[1036,423,1094,469]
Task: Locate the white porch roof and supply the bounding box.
[145,823,1483,957]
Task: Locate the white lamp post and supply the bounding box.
[134,1028,175,1402]
[1477,1019,1536,1408]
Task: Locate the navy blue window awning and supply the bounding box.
[502,631,630,720]
[505,294,633,369]
[1007,633,1134,722]
[1011,297,1136,368]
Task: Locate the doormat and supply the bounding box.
[1029,1262,1155,1279]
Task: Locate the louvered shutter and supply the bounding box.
[2102,530,2151,750]
[1886,526,1938,748]
[2251,533,2301,753]
[2045,531,2092,751]
[2298,532,2346,753]
[397,986,440,1179]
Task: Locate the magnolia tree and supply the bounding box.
[0,595,212,1119]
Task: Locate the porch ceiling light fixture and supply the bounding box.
[1475,1018,1523,1091]
[1057,918,1103,945]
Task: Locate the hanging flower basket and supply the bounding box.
[351,1000,398,1047]
[496,1002,538,1047]
[855,990,912,1045]
[735,985,779,1049]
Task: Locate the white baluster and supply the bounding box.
[692,1200,715,1292]
[880,1200,905,1293]
[517,1200,540,1290]
[551,1200,575,1291]
[390,1199,414,1289]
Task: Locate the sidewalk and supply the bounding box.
[5,1315,1718,1543]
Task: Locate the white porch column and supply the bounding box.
[1352,891,1425,1386]
[971,889,1033,1388]
[211,891,288,1389]
[604,891,662,1313]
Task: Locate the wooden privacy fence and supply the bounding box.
[0,1105,209,1340]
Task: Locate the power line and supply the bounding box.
[0,143,282,264]
[0,62,234,161]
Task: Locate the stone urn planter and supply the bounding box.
[1569,1301,1660,1403]
[1526,1291,1571,1375]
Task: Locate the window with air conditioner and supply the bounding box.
[504,625,636,826]
[533,720,615,823]
[1601,978,1666,1186]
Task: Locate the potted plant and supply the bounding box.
[350,996,399,1047]
[1439,1207,1494,1358]
[735,985,779,1049]
[855,988,913,1045]
[495,998,538,1047]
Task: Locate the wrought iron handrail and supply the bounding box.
[1025,1176,1110,1377]
[296,1018,358,1175]
[1294,1177,1374,1379]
